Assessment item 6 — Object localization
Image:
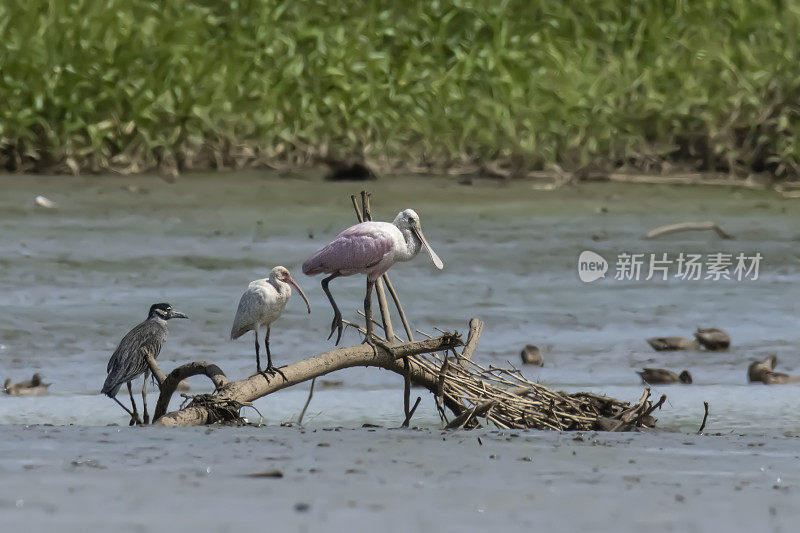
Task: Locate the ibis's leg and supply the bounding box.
[265,326,271,368]
[321,273,343,345]
[364,279,375,345]
[264,327,286,381]
[141,369,149,425]
[127,381,142,425]
[254,329,262,374]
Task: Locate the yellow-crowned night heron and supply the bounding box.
[102,303,187,425]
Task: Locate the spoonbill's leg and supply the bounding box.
[263,326,287,381]
[141,369,150,424]
[363,279,375,345]
[321,273,343,345]
[254,328,262,374]
[127,381,142,426]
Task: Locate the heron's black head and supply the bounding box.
[148,302,189,320]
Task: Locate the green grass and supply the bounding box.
[1,0,800,176]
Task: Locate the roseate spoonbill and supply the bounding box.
[231,266,311,376]
[3,373,51,396]
[102,303,188,425]
[637,368,693,384]
[302,208,443,345]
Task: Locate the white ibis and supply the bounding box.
[231,266,311,376]
[302,208,443,345]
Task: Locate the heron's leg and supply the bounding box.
[321,273,343,345]
[363,279,375,345]
[141,369,149,425]
[127,381,142,426]
[254,329,262,374]
[111,396,140,424]
[263,327,287,381]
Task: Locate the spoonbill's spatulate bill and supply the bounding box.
[102,303,188,425]
[302,208,443,345]
[231,266,311,376]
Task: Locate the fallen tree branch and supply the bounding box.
[644,221,734,240]
[151,361,229,422]
[154,333,463,426]
[143,350,167,386]
[458,318,483,368]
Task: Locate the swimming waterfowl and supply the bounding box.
[3,373,51,396]
[694,328,730,351]
[761,371,797,385]
[646,337,699,351]
[637,368,693,385]
[748,355,778,382]
[520,345,543,366]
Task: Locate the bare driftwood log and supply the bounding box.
[147,355,228,421]
[153,318,658,431]
[644,221,734,240]
[154,334,462,426]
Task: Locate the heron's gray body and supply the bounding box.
[230,278,291,339]
[102,317,168,397]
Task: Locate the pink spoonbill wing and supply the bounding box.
[303,222,395,276]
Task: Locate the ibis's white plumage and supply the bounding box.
[231,276,290,339]
[230,266,310,373]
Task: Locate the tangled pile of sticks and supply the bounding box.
[351,317,661,432]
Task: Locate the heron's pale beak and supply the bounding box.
[286,276,312,313]
[412,226,444,270]
[170,311,189,319]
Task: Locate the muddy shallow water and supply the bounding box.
[1,172,799,433]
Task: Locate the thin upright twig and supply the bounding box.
[357,190,412,426]
[298,378,316,426]
[383,276,414,342]
[697,402,710,434]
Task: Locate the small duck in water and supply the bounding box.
[646,337,699,351]
[761,371,800,385]
[3,373,51,396]
[694,328,730,351]
[748,355,777,382]
[520,345,543,366]
[637,368,693,385]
